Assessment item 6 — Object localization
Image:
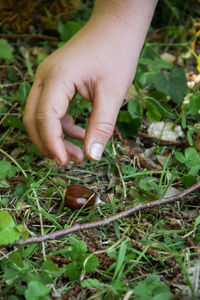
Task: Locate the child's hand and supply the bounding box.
[23,0,157,165]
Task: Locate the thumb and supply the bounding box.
[84,87,122,161]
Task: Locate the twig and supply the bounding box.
[138,131,187,147]
[114,126,158,170]
[0,82,29,88]
[14,181,200,246]
[0,33,58,41]
[0,102,18,125]
[0,65,24,80]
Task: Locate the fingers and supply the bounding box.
[23,79,51,158]
[63,139,84,163]
[24,74,85,165]
[61,114,85,141]
[35,78,74,164]
[84,83,123,161]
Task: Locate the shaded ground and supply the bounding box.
[0,1,200,299]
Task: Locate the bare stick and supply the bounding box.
[0,33,58,41]
[0,102,18,125]
[15,181,200,246]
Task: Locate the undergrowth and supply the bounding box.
[0,0,199,299]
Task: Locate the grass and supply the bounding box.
[0,1,200,299]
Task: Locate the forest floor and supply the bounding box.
[0,1,200,299]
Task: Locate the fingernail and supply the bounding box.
[89,143,104,161]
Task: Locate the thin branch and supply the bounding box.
[114,126,158,170]
[15,181,200,246]
[138,131,187,147]
[0,102,18,125]
[0,33,58,41]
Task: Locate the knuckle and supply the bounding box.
[93,121,114,138]
[36,111,48,125]
[35,62,45,76]
[48,64,60,79]
[36,61,59,79]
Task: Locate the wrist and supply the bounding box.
[88,0,157,58]
[92,0,157,27]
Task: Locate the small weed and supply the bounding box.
[0,1,199,299]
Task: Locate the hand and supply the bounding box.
[23,1,157,165]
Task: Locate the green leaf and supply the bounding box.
[41,260,60,277]
[139,58,154,65]
[0,39,14,62]
[128,99,143,118]
[82,278,99,289]
[187,126,194,147]
[139,177,158,191]
[139,58,171,70]
[58,21,82,42]
[2,116,26,132]
[10,82,31,104]
[153,66,187,104]
[181,175,197,187]
[150,59,172,71]
[167,66,188,104]
[22,244,38,258]
[0,160,17,180]
[8,251,23,268]
[134,274,173,300]
[187,95,200,115]
[0,180,10,188]
[81,254,99,273]
[69,236,87,260]
[0,211,23,245]
[145,101,162,121]
[139,72,156,87]
[14,183,27,197]
[25,281,50,300]
[153,72,169,96]
[0,211,15,229]
[117,111,141,137]
[69,236,87,252]
[175,148,200,176]
[0,227,21,245]
[66,261,81,281]
[181,110,186,129]
[82,278,109,289]
[2,263,21,283]
[111,279,125,294]
[174,152,185,164]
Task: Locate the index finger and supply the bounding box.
[36,77,75,165]
[23,79,52,158]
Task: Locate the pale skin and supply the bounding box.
[23,0,158,166]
